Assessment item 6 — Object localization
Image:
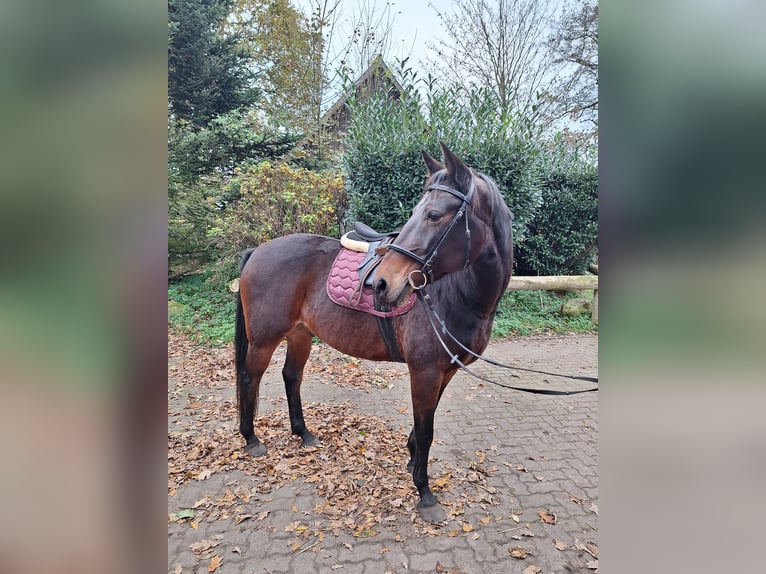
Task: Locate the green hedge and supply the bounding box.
[342,83,597,275]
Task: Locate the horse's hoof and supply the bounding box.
[244,442,267,457]
[418,502,447,523]
[302,434,321,448]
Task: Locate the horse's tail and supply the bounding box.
[235,248,256,415]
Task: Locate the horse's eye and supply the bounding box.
[426,211,442,222]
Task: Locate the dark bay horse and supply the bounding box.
[235,143,514,522]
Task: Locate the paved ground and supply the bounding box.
[168,333,598,573]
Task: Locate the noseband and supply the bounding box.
[377,178,475,289]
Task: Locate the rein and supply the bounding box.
[417,290,598,395]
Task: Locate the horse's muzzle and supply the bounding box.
[373,276,411,309]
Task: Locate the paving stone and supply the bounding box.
[169,333,597,574]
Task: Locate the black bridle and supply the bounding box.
[376,175,598,395]
[377,179,475,289]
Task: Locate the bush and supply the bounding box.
[514,139,598,275]
[343,87,544,243]
[343,76,597,276]
[210,162,348,261]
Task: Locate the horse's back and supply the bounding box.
[241,234,339,277]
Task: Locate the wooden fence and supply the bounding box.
[506,275,598,324]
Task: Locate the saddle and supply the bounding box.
[326,223,414,362]
[327,223,414,316]
[338,222,401,288]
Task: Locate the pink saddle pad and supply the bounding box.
[326,248,416,317]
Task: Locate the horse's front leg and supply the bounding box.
[408,370,454,523]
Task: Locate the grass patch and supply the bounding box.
[491,290,597,339]
[168,270,597,348]
[168,269,237,346]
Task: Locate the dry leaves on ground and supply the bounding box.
[538,510,557,524]
[169,329,501,538]
[509,546,529,559]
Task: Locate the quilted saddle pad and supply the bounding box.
[326,248,416,318]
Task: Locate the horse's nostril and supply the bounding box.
[374,277,388,296]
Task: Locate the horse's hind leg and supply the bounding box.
[239,342,280,457]
[283,326,320,447]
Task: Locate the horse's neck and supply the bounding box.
[437,249,509,319]
[471,249,511,315]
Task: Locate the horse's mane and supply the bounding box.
[476,172,514,279]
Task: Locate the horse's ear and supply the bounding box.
[421,150,445,176]
[440,142,471,189]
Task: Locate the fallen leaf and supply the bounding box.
[173,509,195,520]
[447,530,459,538]
[538,510,557,525]
[460,522,474,533]
[190,540,214,553]
[574,538,599,559]
[173,564,182,574]
[331,565,343,570]
[433,473,451,488]
[232,546,241,555]
[196,468,213,481]
[511,514,520,523]
[435,562,467,574]
[523,566,542,574]
[208,555,222,572]
[588,502,599,516]
[509,547,528,559]
[587,559,599,569]
[554,539,569,550]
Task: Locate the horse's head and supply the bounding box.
[374,143,502,308]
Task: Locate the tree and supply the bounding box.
[428,0,559,122]
[168,0,257,126]
[168,0,300,272]
[545,0,598,134]
[335,0,397,79]
[227,0,324,135]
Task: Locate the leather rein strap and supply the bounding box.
[418,290,598,395]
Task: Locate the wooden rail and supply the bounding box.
[506,275,598,324]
